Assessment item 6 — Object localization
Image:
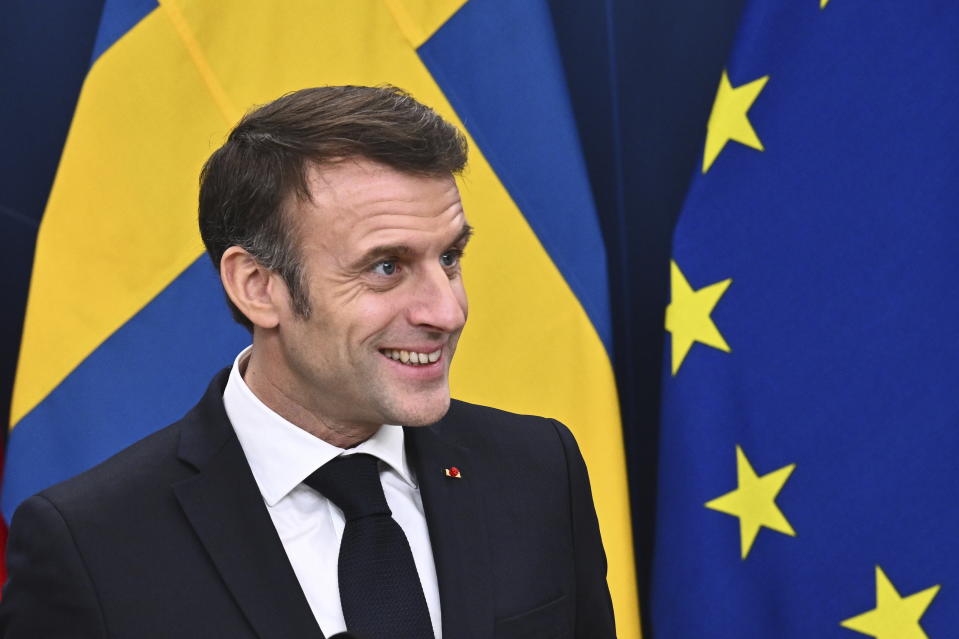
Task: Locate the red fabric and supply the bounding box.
[0,515,6,586]
[0,451,6,588]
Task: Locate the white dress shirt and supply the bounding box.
[222,347,442,638]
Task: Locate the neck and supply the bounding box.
[241,345,379,449]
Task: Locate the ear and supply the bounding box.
[220,246,285,329]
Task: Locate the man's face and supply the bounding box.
[273,158,470,432]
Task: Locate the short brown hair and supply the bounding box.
[198,85,469,331]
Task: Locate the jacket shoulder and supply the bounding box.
[443,398,573,447]
[438,399,582,481]
[38,420,188,515]
[36,368,231,515]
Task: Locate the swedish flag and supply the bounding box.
[654,1,959,637]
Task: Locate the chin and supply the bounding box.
[386,392,451,427]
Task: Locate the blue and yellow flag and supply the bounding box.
[3,0,639,632]
[653,1,958,637]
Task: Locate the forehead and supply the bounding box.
[300,158,465,250]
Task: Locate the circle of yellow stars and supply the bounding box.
[672,2,944,632]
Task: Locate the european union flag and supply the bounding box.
[653,1,959,637]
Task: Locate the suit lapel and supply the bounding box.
[173,372,324,639]
[407,420,494,639]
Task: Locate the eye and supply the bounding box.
[440,249,463,268]
[371,260,397,276]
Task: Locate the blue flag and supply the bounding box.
[653,1,959,637]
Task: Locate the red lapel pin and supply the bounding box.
[444,466,462,479]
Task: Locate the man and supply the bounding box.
[0,86,615,638]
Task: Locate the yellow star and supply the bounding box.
[702,70,769,172]
[841,566,940,639]
[705,446,796,559]
[665,260,731,375]
[821,0,830,7]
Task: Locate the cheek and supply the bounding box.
[346,296,406,341]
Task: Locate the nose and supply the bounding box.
[407,265,467,334]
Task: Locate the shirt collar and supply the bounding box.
[222,346,416,506]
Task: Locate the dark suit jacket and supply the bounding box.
[0,370,615,638]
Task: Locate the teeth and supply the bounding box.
[381,348,442,366]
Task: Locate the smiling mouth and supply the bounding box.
[379,348,442,366]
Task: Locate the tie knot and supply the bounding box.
[304,453,392,520]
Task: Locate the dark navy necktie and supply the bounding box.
[305,453,435,639]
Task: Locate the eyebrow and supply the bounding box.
[350,223,474,271]
[455,223,474,247]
